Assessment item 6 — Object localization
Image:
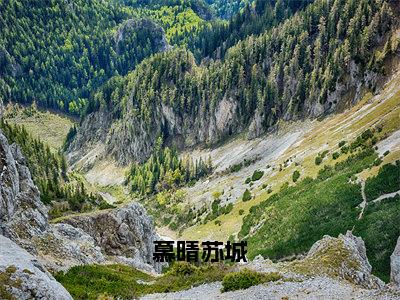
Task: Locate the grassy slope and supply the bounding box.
[3,104,74,151]
[179,70,400,242]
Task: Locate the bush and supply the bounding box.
[222,269,282,292]
[292,170,300,183]
[315,156,323,165]
[332,152,340,160]
[223,203,233,214]
[245,177,251,184]
[341,145,349,154]
[229,163,243,173]
[215,220,222,226]
[383,150,390,156]
[362,129,374,140]
[212,191,222,200]
[239,209,244,215]
[339,141,346,147]
[251,170,264,181]
[242,189,252,202]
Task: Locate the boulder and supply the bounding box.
[289,231,384,289]
[0,235,72,300]
[391,236,400,288]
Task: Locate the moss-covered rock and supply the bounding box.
[287,231,384,289]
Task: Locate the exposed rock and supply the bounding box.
[391,236,400,288]
[288,231,384,289]
[61,202,162,272]
[32,223,106,272]
[0,130,162,274]
[115,19,169,55]
[0,235,72,300]
[0,132,48,248]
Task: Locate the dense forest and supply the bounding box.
[91,0,396,134]
[0,0,213,115]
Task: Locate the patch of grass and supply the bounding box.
[240,148,377,261]
[56,263,229,299]
[354,194,400,282]
[221,269,282,292]
[4,103,74,151]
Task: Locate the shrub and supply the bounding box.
[239,209,244,215]
[292,170,300,183]
[229,163,243,173]
[362,129,374,140]
[212,191,222,200]
[332,152,340,160]
[251,170,264,181]
[383,150,390,156]
[242,189,252,202]
[341,146,349,154]
[315,156,323,165]
[245,177,251,184]
[215,220,222,226]
[223,203,233,214]
[339,141,346,147]
[373,158,382,166]
[221,269,282,292]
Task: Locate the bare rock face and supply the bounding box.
[0,235,72,300]
[289,231,384,289]
[32,223,106,272]
[61,202,162,272]
[391,236,400,288]
[0,132,48,247]
[0,130,160,274]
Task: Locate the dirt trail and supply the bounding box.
[358,180,367,220]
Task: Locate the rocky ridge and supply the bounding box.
[142,232,400,300]
[0,129,162,295]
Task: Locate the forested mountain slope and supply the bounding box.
[68,0,399,167]
[0,0,224,115]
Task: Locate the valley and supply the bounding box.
[1,0,400,299]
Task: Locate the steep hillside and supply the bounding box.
[1,0,209,114]
[68,0,399,167]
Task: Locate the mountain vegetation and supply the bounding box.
[0,0,212,115]
[81,0,398,168]
[0,120,107,214]
[126,137,212,195]
[239,129,400,281]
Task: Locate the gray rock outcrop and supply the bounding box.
[61,202,162,272]
[0,130,161,273]
[0,131,48,247]
[0,235,72,300]
[289,231,384,289]
[391,236,400,288]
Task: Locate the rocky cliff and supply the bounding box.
[0,129,162,273]
[60,203,162,273]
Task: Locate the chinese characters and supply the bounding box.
[153,240,247,263]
